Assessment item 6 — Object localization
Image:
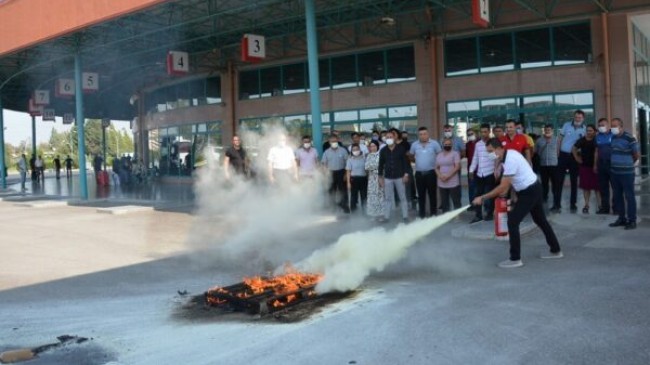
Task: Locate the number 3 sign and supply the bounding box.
[241,34,265,62]
[167,51,189,75]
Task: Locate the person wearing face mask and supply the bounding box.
[472,138,563,268]
[295,135,319,180]
[365,141,384,220]
[378,130,410,223]
[468,124,496,223]
[268,134,298,185]
[322,130,344,152]
[558,110,587,213]
[535,124,562,212]
[322,134,350,213]
[379,130,388,150]
[466,129,478,210]
[348,132,369,155]
[439,124,466,206]
[572,125,600,214]
[501,120,532,165]
[608,118,640,230]
[346,144,368,214]
[594,118,614,214]
[436,138,462,213]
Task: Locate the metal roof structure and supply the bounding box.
[0,0,649,120]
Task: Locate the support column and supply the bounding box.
[304,0,323,155]
[102,126,107,171]
[30,115,36,158]
[0,98,6,189]
[75,53,88,200]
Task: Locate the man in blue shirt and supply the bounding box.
[594,118,614,214]
[409,126,442,218]
[557,110,587,213]
[608,118,640,230]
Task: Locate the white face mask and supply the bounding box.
[598,126,608,134]
[381,136,387,142]
[444,131,452,138]
[303,143,311,149]
[487,152,498,161]
[352,150,361,157]
[468,135,476,142]
[385,138,395,146]
[610,127,620,135]
[330,142,338,149]
[360,139,366,145]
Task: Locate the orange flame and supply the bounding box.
[206,265,322,308]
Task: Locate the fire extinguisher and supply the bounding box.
[494,197,508,237]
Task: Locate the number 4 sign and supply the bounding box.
[167,51,189,75]
[33,90,50,105]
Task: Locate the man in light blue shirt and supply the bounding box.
[410,126,442,218]
[557,109,587,212]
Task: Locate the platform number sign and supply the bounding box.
[28,98,43,116]
[33,90,50,105]
[167,51,189,75]
[42,109,55,122]
[472,0,490,28]
[82,72,99,92]
[63,113,74,125]
[56,79,75,97]
[241,34,266,62]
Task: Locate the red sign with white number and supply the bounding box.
[28,98,43,116]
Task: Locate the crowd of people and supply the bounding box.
[221,109,640,232]
[16,153,74,191]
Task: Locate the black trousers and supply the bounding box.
[350,176,368,212]
[539,165,563,208]
[507,182,561,261]
[557,151,579,207]
[440,186,461,213]
[415,170,437,218]
[329,169,348,211]
[474,174,495,219]
[597,162,613,211]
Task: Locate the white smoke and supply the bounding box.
[187,124,329,268]
[294,206,468,293]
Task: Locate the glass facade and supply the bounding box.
[446,91,594,136]
[145,77,221,113]
[239,105,418,147]
[239,45,415,99]
[633,24,650,174]
[147,121,222,176]
[445,22,592,76]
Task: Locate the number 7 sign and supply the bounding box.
[33,90,50,105]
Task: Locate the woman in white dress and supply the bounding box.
[364,141,384,220]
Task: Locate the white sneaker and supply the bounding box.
[540,251,564,259]
[498,259,523,268]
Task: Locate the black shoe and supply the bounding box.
[484,215,493,221]
[624,222,637,230]
[466,206,475,212]
[609,219,628,227]
[470,217,483,224]
[570,205,578,213]
[549,206,561,214]
[596,208,610,215]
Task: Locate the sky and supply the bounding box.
[2,109,132,146]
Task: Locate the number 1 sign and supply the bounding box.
[167,51,189,75]
[241,34,266,62]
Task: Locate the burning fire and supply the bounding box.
[206,265,322,309]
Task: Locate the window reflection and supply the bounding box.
[516,28,551,69]
[479,33,514,72]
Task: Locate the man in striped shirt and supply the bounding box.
[608,118,640,230]
[468,124,496,223]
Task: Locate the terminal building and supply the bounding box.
[0,0,649,183]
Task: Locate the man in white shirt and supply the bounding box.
[472,138,562,269]
[267,134,298,185]
[18,154,28,191]
[468,124,496,224]
[347,132,369,155]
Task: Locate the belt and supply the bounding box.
[415,170,434,175]
[517,181,539,193]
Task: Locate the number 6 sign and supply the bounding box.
[56,78,75,97]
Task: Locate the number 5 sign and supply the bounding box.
[241,34,265,62]
[33,90,50,105]
[82,72,99,92]
[167,51,189,75]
